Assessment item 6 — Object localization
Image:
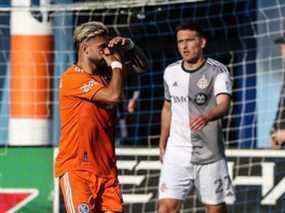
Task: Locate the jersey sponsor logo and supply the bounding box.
[78,203,89,213]
[172,95,190,103]
[194,93,207,105]
[80,79,96,93]
[197,75,209,89]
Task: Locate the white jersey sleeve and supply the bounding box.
[214,71,232,96]
[163,71,171,101]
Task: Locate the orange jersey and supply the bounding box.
[55,65,118,178]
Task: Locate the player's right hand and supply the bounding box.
[101,48,121,67]
[190,115,209,131]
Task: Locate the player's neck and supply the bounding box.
[76,58,96,74]
[183,57,205,71]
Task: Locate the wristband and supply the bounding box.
[111,61,123,70]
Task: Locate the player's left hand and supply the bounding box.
[108,36,132,49]
[190,115,209,131]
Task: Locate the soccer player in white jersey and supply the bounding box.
[158,22,236,213]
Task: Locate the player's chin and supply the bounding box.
[185,57,199,64]
[181,53,197,61]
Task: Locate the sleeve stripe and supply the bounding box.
[216,92,231,97]
[207,58,229,73]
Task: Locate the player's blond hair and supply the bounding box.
[73,21,109,48]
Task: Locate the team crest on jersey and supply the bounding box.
[194,93,207,105]
[81,79,96,93]
[197,75,209,89]
[78,203,89,213]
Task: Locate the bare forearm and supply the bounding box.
[191,95,230,131]
[91,68,123,103]
[160,105,171,148]
[205,102,230,122]
[109,68,123,99]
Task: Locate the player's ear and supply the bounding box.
[81,42,89,55]
[201,37,207,49]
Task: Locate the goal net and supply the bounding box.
[1,0,285,212]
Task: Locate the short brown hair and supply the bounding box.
[175,22,204,38]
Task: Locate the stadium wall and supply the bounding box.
[2,147,285,212]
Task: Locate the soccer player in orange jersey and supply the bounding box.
[55,21,148,213]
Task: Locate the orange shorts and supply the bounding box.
[59,171,123,213]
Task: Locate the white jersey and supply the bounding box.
[163,58,232,163]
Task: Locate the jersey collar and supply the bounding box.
[181,58,207,73]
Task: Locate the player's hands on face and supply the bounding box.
[108,36,130,49]
[190,115,209,132]
[100,36,130,67]
[100,47,121,67]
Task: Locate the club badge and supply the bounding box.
[78,203,89,213]
[197,75,209,89]
[194,93,207,105]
